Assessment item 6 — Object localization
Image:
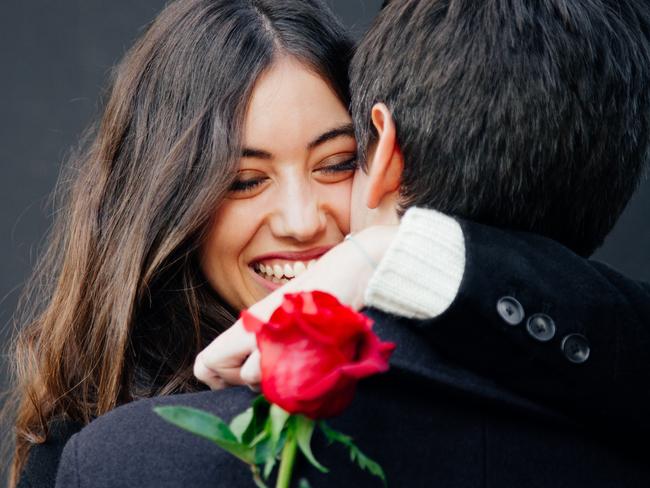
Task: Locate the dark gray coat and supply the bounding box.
[53,223,650,487]
[54,308,649,487]
[17,221,650,487]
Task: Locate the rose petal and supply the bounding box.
[241,310,264,334]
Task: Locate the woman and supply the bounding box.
[6,1,360,485]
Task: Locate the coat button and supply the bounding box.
[561,334,590,363]
[526,313,556,342]
[496,296,525,325]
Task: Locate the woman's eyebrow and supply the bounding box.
[242,148,272,159]
[307,123,355,150]
[241,123,355,159]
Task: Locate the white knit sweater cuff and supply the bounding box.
[364,207,466,319]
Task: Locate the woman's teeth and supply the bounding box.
[254,260,316,283]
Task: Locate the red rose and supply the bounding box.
[241,291,395,419]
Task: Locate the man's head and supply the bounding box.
[350,0,650,256]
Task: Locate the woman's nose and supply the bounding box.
[270,182,326,242]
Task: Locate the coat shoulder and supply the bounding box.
[72,387,257,449]
[56,388,258,488]
[18,418,83,488]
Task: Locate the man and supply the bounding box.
[55,1,650,486]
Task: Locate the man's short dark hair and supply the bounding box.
[351,0,650,256]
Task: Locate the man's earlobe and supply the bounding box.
[365,103,404,209]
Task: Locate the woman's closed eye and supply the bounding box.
[315,155,358,182]
[228,167,270,197]
[230,176,268,193]
[317,158,357,174]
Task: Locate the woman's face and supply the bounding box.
[200,56,355,311]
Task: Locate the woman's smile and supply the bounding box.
[248,245,334,290]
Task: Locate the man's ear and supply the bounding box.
[365,103,404,209]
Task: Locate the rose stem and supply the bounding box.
[276,429,298,488]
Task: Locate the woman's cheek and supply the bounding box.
[322,178,353,234]
[213,196,264,244]
[201,198,263,300]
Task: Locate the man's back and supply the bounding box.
[55,310,650,488]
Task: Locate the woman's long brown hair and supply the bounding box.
[2,1,351,485]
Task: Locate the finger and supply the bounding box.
[194,348,252,387]
[199,320,257,370]
[207,365,247,386]
[193,355,229,390]
[240,349,262,385]
[193,320,257,387]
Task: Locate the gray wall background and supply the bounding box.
[0,0,648,478]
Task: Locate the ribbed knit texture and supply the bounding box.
[364,207,466,319]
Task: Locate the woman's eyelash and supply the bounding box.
[230,178,266,192]
[318,158,358,174]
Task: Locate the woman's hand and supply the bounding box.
[193,224,398,390]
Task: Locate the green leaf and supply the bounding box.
[250,465,269,488]
[348,444,386,486]
[250,415,277,465]
[255,437,275,480]
[263,437,278,480]
[250,428,270,447]
[249,413,288,478]
[269,404,291,448]
[243,396,271,445]
[319,421,353,445]
[154,406,238,442]
[275,427,288,455]
[264,428,289,479]
[319,421,387,486]
[229,407,254,441]
[295,416,328,473]
[154,406,253,464]
[298,479,312,488]
[253,435,273,466]
[230,396,272,446]
[252,475,269,488]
